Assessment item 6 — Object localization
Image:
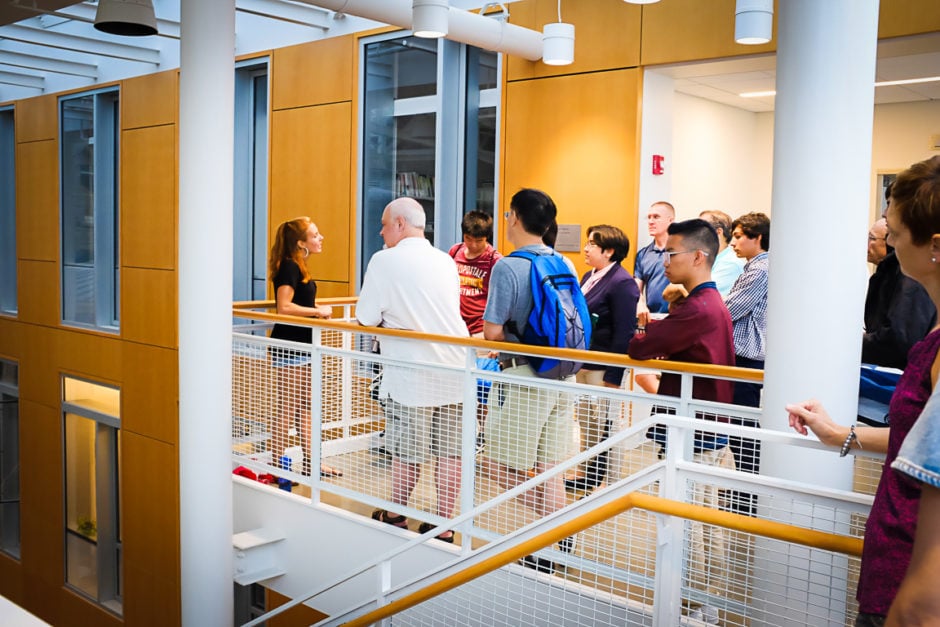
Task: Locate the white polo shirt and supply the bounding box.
[357,237,469,407]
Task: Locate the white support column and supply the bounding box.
[756,2,879,624]
[178,0,236,624]
[762,0,878,488]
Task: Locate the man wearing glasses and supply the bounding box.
[627,218,736,615]
[863,216,935,369]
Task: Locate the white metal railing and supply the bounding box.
[232,303,880,626]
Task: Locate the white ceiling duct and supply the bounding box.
[292,0,544,61]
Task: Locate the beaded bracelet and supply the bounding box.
[839,424,861,458]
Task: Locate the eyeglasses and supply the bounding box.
[662,249,707,265]
[867,234,885,242]
[585,241,599,248]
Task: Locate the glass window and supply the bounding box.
[0,107,15,316]
[60,89,120,332]
[0,360,19,559]
[233,60,269,304]
[359,35,500,282]
[63,376,121,615]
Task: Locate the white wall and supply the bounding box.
[669,95,940,224]
[670,93,772,221]
[871,100,940,218]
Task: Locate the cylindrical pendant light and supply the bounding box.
[735,0,773,45]
[542,22,574,65]
[412,0,449,38]
[94,0,158,36]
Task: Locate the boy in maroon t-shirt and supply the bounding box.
[449,210,503,336]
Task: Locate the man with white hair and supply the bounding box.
[357,197,469,542]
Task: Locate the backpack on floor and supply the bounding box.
[509,249,592,379]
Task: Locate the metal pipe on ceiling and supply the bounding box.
[293,0,544,61]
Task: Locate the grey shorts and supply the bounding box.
[385,399,463,464]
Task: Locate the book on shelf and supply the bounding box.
[395,171,434,200]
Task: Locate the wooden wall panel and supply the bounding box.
[121,267,177,348]
[315,281,350,299]
[17,324,58,406]
[270,103,351,284]
[502,69,641,276]
[15,139,58,262]
[271,35,354,110]
[640,0,776,66]
[122,125,177,270]
[0,317,24,359]
[15,94,57,143]
[122,70,179,129]
[506,0,642,81]
[879,0,940,37]
[56,328,122,385]
[122,432,181,627]
[122,343,178,444]
[267,589,328,626]
[18,399,63,620]
[17,260,59,329]
[0,553,24,606]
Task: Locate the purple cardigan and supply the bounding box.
[580,263,639,385]
[858,327,940,614]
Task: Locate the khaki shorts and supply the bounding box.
[385,399,463,464]
[485,365,573,470]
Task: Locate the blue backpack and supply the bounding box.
[509,249,592,379]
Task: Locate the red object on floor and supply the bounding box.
[233,466,257,480]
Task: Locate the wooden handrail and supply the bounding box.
[232,307,764,382]
[341,492,863,627]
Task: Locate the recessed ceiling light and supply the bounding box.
[874,76,940,87]
[739,75,940,98]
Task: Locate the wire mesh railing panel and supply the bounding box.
[397,501,663,627]
[231,311,882,627]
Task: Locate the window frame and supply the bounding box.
[233,58,270,304]
[0,359,19,560]
[356,31,502,287]
[0,106,16,316]
[59,87,120,333]
[62,375,122,615]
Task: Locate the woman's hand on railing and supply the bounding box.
[786,399,843,447]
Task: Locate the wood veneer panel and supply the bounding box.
[0,317,24,358]
[879,0,940,37]
[121,266,177,348]
[122,70,179,130]
[17,260,59,329]
[640,0,776,66]
[271,35,354,110]
[122,125,177,270]
[270,102,351,284]
[506,0,641,81]
[122,432,181,627]
[14,94,56,143]
[55,328,122,384]
[121,342,178,444]
[15,139,58,262]
[502,69,641,274]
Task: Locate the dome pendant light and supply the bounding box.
[94,0,158,37]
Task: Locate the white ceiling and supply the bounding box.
[655,31,940,113]
[2,2,939,112]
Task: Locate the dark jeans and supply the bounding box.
[729,356,763,516]
[855,612,886,627]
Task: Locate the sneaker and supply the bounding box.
[689,604,719,625]
[558,535,575,554]
[475,433,485,454]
